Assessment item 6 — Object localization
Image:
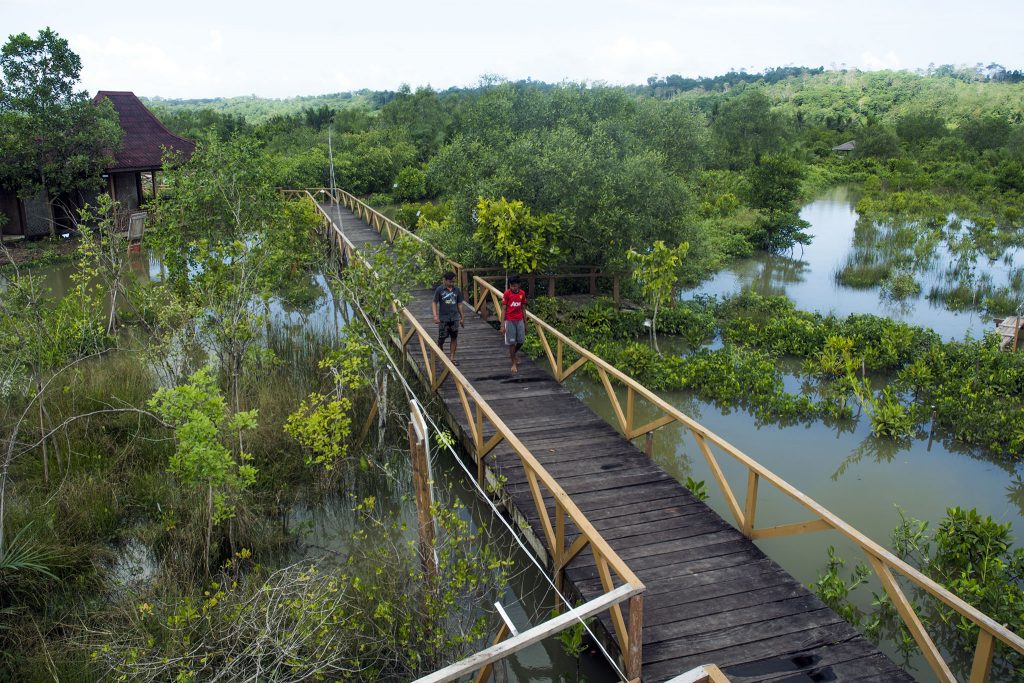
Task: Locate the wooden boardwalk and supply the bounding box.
[996,316,1023,351]
[322,202,913,682]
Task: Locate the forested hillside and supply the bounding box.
[151,68,1024,284]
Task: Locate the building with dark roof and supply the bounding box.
[93,90,195,211]
[1,91,194,238]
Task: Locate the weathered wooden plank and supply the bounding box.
[641,608,847,664]
[644,575,801,628]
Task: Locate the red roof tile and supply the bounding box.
[93,91,195,172]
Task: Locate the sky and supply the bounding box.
[2,0,1022,99]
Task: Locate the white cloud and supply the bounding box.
[861,50,903,70]
[209,29,224,52]
[593,36,681,83]
[73,34,217,96]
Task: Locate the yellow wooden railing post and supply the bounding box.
[742,470,760,538]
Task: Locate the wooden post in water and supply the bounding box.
[408,404,437,581]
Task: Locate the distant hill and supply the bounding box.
[141,91,377,122]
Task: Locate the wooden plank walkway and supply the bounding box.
[322,202,913,682]
[996,316,1023,351]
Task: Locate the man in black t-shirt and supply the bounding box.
[431,271,465,365]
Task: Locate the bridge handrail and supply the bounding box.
[296,186,1024,681]
[300,187,464,273]
[469,277,1024,683]
[296,189,645,680]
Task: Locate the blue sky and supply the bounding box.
[2,0,1021,98]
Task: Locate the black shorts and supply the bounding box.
[438,319,459,342]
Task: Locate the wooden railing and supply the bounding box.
[473,272,1024,683]
[292,189,646,682]
[462,265,621,304]
[292,187,464,279]
[295,186,1024,681]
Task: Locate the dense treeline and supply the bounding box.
[150,68,1024,288]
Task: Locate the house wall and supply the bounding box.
[22,192,52,237]
[112,172,140,210]
[0,189,24,236]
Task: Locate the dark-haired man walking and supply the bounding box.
[432,271,465,365]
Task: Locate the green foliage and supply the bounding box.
[865,387,916,440]
[880,508,1023,678]
[284,336,372,472]
[710,88,789,168]
[810,546,870,626]
[474,196,563,274]
[148,367,258,526]
[627,240,689,348]
[0,28,122,210]
[684,477,708,501]
[93,495,513,681]
[148,133,322,405]
[392,165,428,202]
[743,154,811,251]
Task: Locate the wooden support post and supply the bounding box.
[866,555,956,682]
[527,273,536,300]
[968,629,995,683]
[589,267,597,295]
[408,421,437,580]
[548,276,556,297]
[625,594,643,682]
[644,431,654,457]
[742,470,760,538]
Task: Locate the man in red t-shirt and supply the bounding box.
[500,274,527,374]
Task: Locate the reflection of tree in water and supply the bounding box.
[831,434,902,482]
[741,253,810,297]
[1007,474,1024,517]
[877,292,917,318]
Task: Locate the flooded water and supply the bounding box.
[18,254,617,683]
[557,189,1024,680]
[690,186,1024,341]
[557,365,1023,681]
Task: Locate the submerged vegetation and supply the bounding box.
[523,292,1024,457]
[813,507,1024,680]
[0,111,514,679]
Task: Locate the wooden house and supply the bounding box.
[93,90,195,211]
[1,91,194,239]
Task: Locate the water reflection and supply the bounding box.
[689,186,1022,341]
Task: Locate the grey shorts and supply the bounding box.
[504,319,525,346]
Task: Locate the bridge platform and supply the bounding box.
[322,202,912,682]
